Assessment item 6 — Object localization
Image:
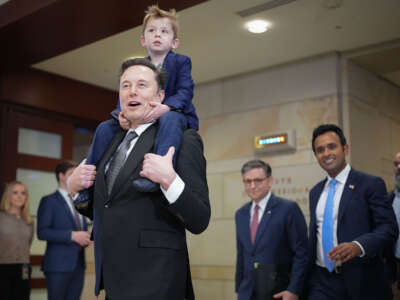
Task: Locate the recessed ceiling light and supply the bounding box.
[245,20,270,34]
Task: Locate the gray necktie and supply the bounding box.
[106,131,137,194]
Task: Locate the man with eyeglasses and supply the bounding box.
[235,159,308,300]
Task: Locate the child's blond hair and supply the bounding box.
[143,5,179,39]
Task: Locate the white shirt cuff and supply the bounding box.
[353,241,365,257]
[161,175,185,204]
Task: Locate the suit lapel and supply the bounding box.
[253,195,278,248]
[311,179,327,217]
[237,202,252,251]
[110,124,158,198]
[338,169,357,222]
[96,129,125,202]
[56,191,76,229]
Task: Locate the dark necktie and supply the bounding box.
[251,204,260,244]
[68,194,82,230]
[106,131,137,194]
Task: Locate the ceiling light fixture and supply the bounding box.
[246,20,270,34]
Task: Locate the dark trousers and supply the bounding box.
[0,263,31,300]
[307,265,351,300]
[154,111,187,165]
[45,265,85,300]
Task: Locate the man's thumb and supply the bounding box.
[165,147,175,160]
[80,158,87,165]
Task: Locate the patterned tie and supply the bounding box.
[68,194,82,230]
[322,178,338,272]
[251,204,260,244]
[106,131,138,194]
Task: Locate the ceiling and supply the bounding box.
[31,0,400,90]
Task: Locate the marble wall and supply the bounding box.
[345,61,400,190]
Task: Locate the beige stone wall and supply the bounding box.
[189,54,340,299]
[345,61,400,190]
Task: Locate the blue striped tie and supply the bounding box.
[322,178,337,272]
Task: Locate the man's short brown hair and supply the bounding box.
[142,5,179,39]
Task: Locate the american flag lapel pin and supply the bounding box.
[267,210,272,214]
[349,184,355,190]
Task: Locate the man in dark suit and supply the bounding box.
[37,161,89,300]
[235,159,308,300]
[390,151,400,294]
[307,124,398,300]
[68,58,210,300]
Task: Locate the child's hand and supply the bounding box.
[119,112,131,130]
[143,102,170,123]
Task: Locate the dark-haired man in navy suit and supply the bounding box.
[307,124,398,300]
[37,161,89,300]
[235,159,308,300]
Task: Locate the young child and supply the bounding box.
[84,5,198,193]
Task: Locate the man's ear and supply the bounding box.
[157,89,165,103]
[344,144,349,155]
[172,38,179,50]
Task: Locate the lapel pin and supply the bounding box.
[267,210,272,214]
[349,184,355,190]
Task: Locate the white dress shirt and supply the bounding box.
[315,164,364,267]
[250,191,271,225]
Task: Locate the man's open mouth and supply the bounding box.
[128,101,140,107]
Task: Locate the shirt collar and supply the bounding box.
[129,123,153,137]
[327,164,351,185]
[252,191,271,212]
[58,188,69,199]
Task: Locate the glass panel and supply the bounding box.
[73,127,94,163]
[16,168,58,216]
[18,128,62,159]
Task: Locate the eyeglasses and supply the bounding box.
[243,177,268,185]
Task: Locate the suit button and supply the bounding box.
[105,204,109,208]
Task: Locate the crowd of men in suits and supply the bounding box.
[35,57,400,300]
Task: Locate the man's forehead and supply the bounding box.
[315,132,341,145]
[395,152,400,161]
[243,168,265,177]
[121,65,156,81]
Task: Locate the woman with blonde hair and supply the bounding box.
[0,181,34,300]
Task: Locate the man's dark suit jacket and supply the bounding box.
[235,194,308,300]
[91,126,210,300]
[385,190,398,285]
[37,190,88,272]
[308,168,398,300]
